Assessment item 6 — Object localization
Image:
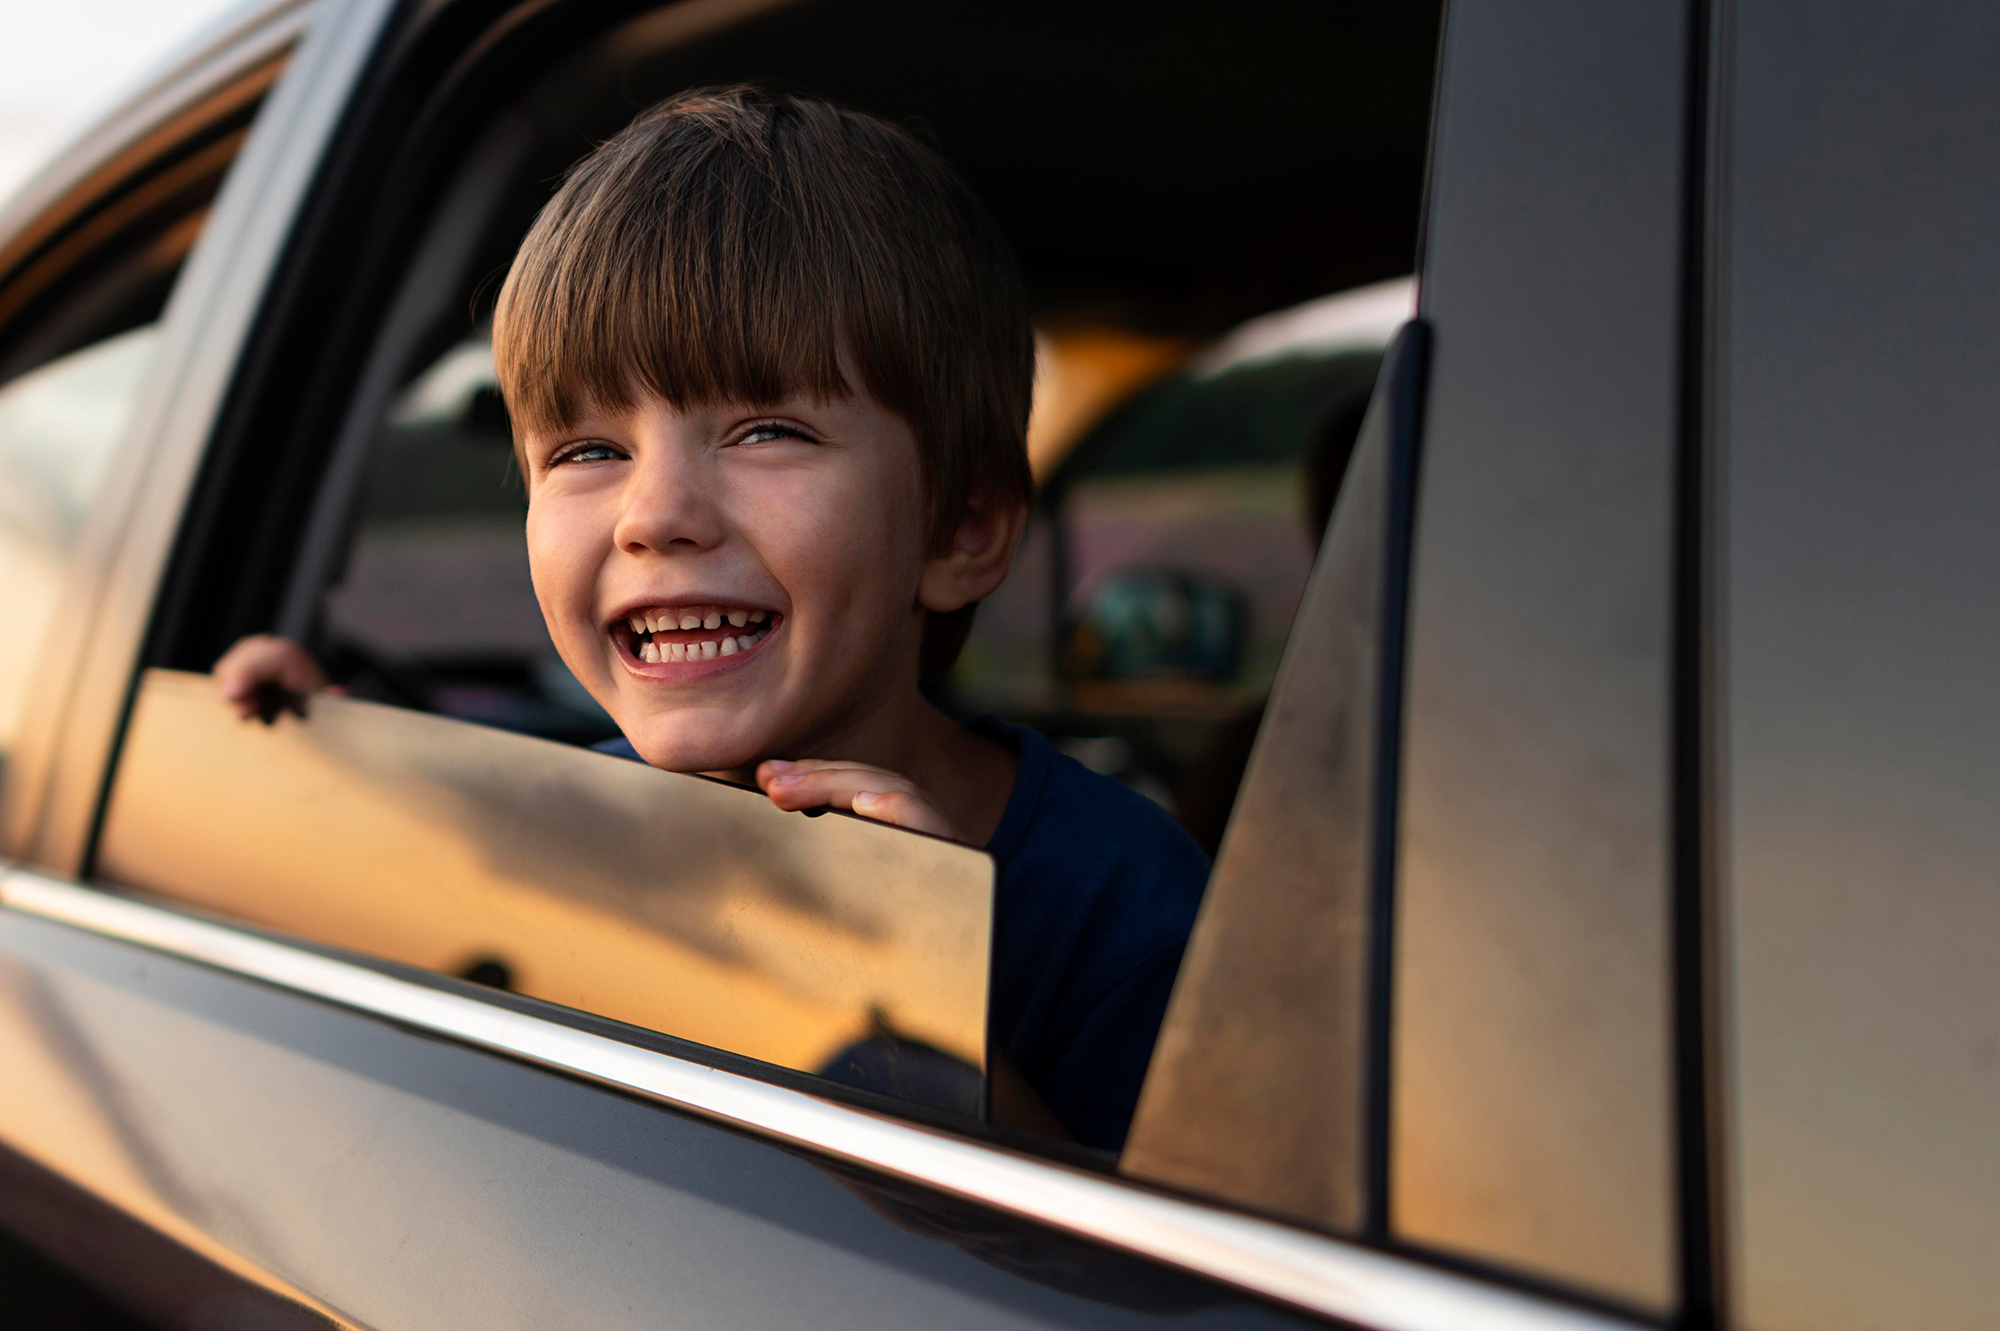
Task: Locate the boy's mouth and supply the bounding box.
[610,603,780,670]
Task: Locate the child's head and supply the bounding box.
[493,86,1033,771]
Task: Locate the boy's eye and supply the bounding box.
[552,441,623,466]
[739,421,811,445]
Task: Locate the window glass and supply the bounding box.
[0,324,162,772]
[99,666,994,1118]
[0,49,275,800]
[1124,324,1420,1232]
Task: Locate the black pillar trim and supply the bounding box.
[1361,317,1433,1241]
[1672,0,1727,1325]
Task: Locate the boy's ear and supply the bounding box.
[918,497,1029,614]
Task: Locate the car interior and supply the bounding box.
[289,0,1440,859]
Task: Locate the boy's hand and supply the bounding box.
[756,759,958,840]
[213,634,334,722]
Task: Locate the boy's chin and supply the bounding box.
[617,715,763,777]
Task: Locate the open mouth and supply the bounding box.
[612,604,779,667]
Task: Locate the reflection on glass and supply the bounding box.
[0,325,161,767]
[98,670,993,1115]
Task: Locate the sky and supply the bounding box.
[0,0,246,208]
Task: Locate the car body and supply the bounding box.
[0,1,1995,1328]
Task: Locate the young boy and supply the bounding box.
[215,87,1208,1153]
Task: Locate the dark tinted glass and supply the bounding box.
[1123,321,1426,1232]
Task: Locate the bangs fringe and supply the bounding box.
[494,100,864,438]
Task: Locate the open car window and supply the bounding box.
[318,338,614,741]
[98,0,1442,1152]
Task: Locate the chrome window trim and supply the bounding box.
[0,870,1640,1331]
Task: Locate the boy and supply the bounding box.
[215,87,1208,1152]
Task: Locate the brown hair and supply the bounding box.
[492,85,1034,678]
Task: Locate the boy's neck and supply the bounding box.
[906,702,1020,847]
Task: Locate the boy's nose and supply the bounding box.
[613,453,724,554]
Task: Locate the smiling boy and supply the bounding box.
[216,87,1208,1151]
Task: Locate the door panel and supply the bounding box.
[0,902,1309,1330]
[1719,2,2000,1327]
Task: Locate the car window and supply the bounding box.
[0,325,162,773]
[99,666,994,1117]
[0,33,283,820]
[1123,322,1426,1232]
[100,0,1443,1153]
[0,129,258,786]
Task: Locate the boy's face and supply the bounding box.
[521,390,939,773]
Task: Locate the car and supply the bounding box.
[0,0,1994,1327]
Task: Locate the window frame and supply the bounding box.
[0,1,308,309]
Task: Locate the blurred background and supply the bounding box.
[0,0,242,206]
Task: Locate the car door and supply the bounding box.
[0,0,1759,1328]
[1713,3,2000,1328]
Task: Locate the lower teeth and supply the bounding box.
[638,630,763,663]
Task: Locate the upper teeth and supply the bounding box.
[624,605,772,665]
[625,606,769,633]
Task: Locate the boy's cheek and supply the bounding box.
[525,513,614,671]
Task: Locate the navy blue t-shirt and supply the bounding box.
[594,722,1210,1151]
[971,718,1209,1150]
